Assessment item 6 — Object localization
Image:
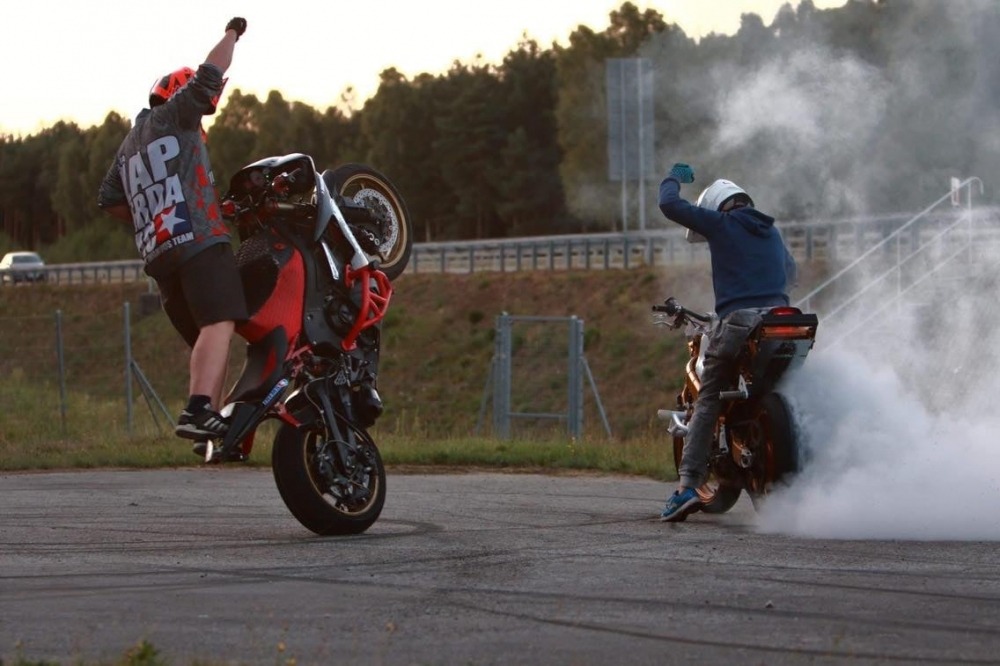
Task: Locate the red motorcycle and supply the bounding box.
[205,153,411,535]
[653,297,818,513]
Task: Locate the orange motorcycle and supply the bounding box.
[653,297,818,512]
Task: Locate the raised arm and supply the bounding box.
[205,17,246,74]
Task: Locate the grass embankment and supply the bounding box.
[0,263,827,476]
[0,378,673,477]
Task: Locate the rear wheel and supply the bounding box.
[743,392,798,509]
[327,164,413,280]
[271,409,386,535]
[672,435,742,514]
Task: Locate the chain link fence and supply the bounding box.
[0,297,202,445]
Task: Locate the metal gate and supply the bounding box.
[477,314,611,439]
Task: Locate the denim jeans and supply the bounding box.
[677,308,767,489]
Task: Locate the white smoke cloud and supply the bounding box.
[712,49,886,156]
[756,329,1000,541]
[708,46,890,216]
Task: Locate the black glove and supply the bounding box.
[667,162,695,184]
[226,17,247,40]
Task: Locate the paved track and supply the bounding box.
[2,468,998,665]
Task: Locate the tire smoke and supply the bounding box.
[757,317,1000,540]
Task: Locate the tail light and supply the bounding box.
[760,325,815,339]
[760,307,817,339]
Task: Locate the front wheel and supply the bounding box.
[672,435,742,514]
[326,164,413,280]
[271,411,386,535]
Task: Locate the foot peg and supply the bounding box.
[192,440,246,464]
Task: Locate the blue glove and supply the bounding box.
[667,163,695,184]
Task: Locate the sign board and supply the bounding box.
[606,58,655,182]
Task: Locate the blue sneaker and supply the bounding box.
[660,487,701,522]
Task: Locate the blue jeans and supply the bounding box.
[677,308,767,489]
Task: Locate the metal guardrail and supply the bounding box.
[0,260,151,287]
[407,207,1000,274]
[4,207,997,286]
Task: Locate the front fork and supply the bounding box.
[313,382,365,478]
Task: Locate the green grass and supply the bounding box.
[0,376,676,479]
[378,433,676,480]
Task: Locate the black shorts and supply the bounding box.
[157,243,248,348]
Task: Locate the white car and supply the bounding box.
[0,251,46,284]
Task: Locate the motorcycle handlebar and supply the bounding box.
[264,200,311,216]
[272,168,304,196]
[651,297,712,323]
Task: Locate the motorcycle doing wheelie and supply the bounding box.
[200,152,412,536]
[653,297,818,513]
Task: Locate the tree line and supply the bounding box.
[1,0,996,262]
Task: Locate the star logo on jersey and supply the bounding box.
[153,202,193,243]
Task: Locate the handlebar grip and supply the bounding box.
[652,297,683,316]
[652,298,713,324]
[265,200,301,215]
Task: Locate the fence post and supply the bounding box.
[54,310,67,436]
[567,317,584,438]
[492,313,512,439]
[124,302,133,436]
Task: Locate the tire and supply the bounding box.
[271,410,386,535]
[672,435,742,514]
[327,164,413,281]
[744,392,798,509]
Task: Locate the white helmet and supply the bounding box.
[696,179,754,212]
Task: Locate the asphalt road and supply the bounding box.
[2,468,998,665]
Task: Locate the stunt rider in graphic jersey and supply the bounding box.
[98,18,250,446]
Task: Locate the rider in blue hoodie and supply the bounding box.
[656,163,797,522]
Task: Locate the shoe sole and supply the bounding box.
[660,497,702,523]
[175,424,227,441]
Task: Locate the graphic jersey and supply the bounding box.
[98,63,229,277]
[120,134,196,261]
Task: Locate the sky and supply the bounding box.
[0,0,847,137]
